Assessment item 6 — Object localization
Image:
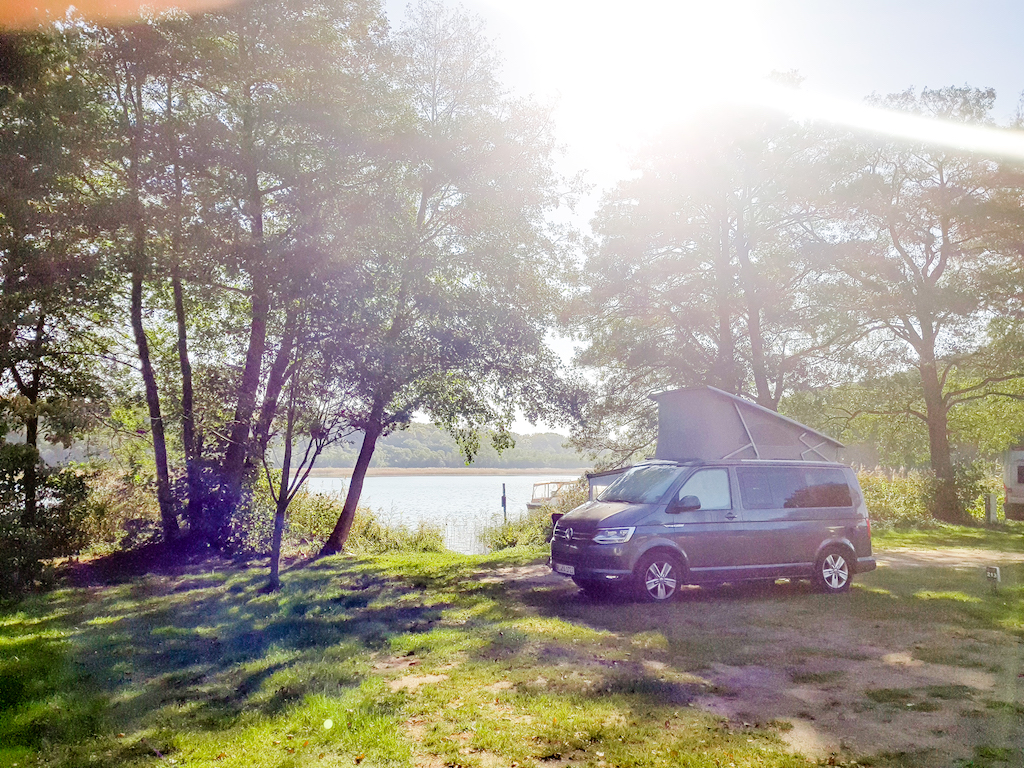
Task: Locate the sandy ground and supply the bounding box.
[479,549,1024,767]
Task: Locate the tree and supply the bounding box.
[822,86,1024,521]
[570,105,853,465]
[318,0,574,554]
[0,28,106,534]
[94,20,184,540]
[261,329,353,590]
[177,0,393,544]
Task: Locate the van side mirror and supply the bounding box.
[669,495,701,513]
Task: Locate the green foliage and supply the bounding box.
[224,469,446,556]
[80,463,163,553]
[0,449,91,593]
[345,509,446,555]
[857,469,932,528]
[482,505,554,550]
[857,462,1003,529]
[483,477,588,550]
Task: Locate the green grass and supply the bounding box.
[1,537,1022,768]
[872,522,1024,552]
[0,546,811,768]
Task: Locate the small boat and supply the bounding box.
[526,480,574,510]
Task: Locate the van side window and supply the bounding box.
[677,469,731,510]
[738,467,852,509]
[736,468,773,509]
[1017,465,1024,484]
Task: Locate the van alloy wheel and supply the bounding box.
[635,553,682,602]
[815,547,851,593]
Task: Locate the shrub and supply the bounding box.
[344,508,446,555]
[858,461,1003,529]
[481,504,554,550]
[857,468,932,529]
[0,447,92,593]
[228,472,447,556]
[81,463,162,552]
[483,477,589,551]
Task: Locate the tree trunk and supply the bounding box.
[919,358,964,522]
[253,305,299,459]
[131,269,179,540]
[320,422,382,555]
[172,268,203,531]
[215,277,270,539]
[215,63,269,540]
[735,218,774,410]
[710,204,736,392]
[267,394,295,591]
[17,314,45,528]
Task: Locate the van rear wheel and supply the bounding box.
[814,546,851,594]
[634,552,682,602]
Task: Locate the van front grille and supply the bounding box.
[552,522,594,542]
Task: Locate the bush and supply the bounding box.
[0,447,92,593]
[227,472,447,556]
[344,508,446,555]
[481,505,554,550]
[951,460,1002,521]
[857,468,932,529]
[483,477,589,551]
[81,463,163,552]
[858,461,1003,529]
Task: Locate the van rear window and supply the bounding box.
[737,467,852,509]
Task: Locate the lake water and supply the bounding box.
[305,473,579,554]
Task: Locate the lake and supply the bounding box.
[305,473,580,554]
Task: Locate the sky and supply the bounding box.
[387,0,1024,196]
[385,0,1024,434]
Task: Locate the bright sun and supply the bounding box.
[480,0,1024,185]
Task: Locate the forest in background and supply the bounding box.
[295,424,586,469]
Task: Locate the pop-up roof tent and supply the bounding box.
[651,386,843,462]
[584,386,843,500]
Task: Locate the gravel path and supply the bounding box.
[874,546,1024,569]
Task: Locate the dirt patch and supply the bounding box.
[876,547,1024,569]
[374,655,422,672]
[389,674,449,692]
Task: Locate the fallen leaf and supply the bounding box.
[355,754,365,764]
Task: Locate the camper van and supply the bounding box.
[1003,449,1024,520]
[550,387,876,601]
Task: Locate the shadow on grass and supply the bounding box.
[0,556,449,764]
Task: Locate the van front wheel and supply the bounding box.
[814,546,851,594]
[634,552,682,602]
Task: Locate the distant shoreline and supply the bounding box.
[303,467,589,478]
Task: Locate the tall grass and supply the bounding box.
[482,477,589,550]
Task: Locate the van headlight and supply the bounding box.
[592,527,635,544]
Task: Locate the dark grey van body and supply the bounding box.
[550,459,875,600]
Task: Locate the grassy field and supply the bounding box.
[1,526,1022,768]
[871,522,1024,553]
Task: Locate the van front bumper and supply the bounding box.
[856,557,876,574]
[548,548,633,581]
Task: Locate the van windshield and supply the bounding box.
[598,465,683,505]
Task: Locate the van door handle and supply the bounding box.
[725,512,737,520]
